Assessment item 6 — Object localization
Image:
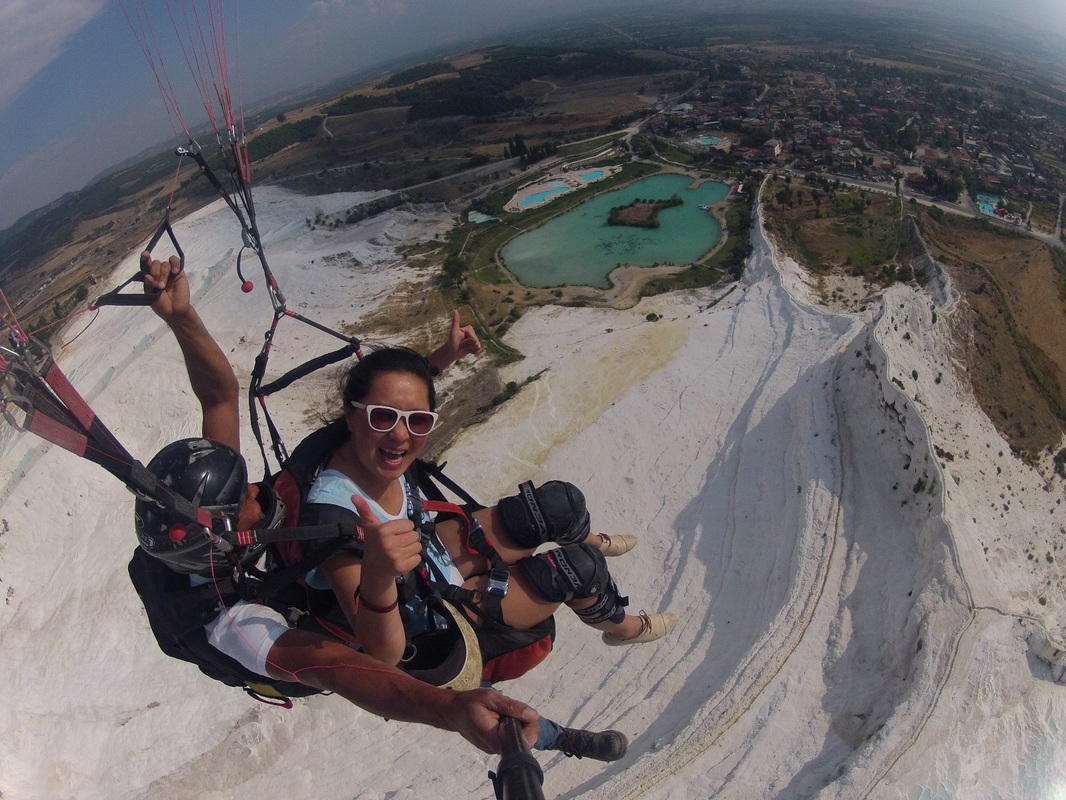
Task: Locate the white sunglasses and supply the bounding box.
[349,401,440,436]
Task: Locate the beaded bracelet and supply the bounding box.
[354,587,399,614]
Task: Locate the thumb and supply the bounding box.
[486,692,538,723]
[350,494,382,527]
[496,701,539,748]
[503,700,538,725]
[450,308,462,334]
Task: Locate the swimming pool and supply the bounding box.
[977,192,1001,215]
[695,135,724,146]
[519,180,571,208]
[578,169,604,181]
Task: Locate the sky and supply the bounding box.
[0,0,618,230]
[1,0,1066,231]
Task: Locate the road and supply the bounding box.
[779,167,1065,251]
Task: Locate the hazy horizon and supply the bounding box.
[1,0,1065,231]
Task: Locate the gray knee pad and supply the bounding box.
[517,543,628,625]
[498,480,591,548]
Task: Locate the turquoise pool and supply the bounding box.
[977,192,1002,215]
[519,180,571,208]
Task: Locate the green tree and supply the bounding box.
[442,254,465,287]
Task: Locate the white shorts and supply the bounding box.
[204,600,291,677]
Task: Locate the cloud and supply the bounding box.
[0,0,108,109]
[310,0,345,15]
[309,0,416,19]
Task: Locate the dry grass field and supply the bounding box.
[915,208,1066,460]
[254,68,681,202]
[762,177,907,295]
[767,182,1066,463]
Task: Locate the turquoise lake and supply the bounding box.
[501,173,729,288]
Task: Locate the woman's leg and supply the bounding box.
[439,515,670,644]
[436,505,631,576]
[434,506,536,574]
[514,542,677,645]
[462,569,559,630]
[569,599,677,643]
[452,546,673,644]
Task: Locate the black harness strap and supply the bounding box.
[245,537,352,603]
[412,458,484,510]
[250,341,360,478]
[238,504,363,602]
[166,577,243,636]
[402,468,512,626]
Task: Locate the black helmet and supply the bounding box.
[135,438,263,575]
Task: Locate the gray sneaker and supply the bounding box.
[556,727,629,762]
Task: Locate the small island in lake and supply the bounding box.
[607,194,683,228]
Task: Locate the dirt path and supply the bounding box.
[548,263,686,309]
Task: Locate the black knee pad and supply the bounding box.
[517,543,627,625]
[498,480,591,548]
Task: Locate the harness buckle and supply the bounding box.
[285,606,309,627]
[487,566,510,598]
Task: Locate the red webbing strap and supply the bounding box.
[11,360,125,468]
[42,361,95,431]
[422,499,478,555]
[26,410,91,456]
[32,356,164,492]
[242,688,294,709]
[5,344,213,530]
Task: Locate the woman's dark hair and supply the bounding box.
[342,346,437,411]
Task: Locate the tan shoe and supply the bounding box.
[601,611,677,646]
[596,532,638,557]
